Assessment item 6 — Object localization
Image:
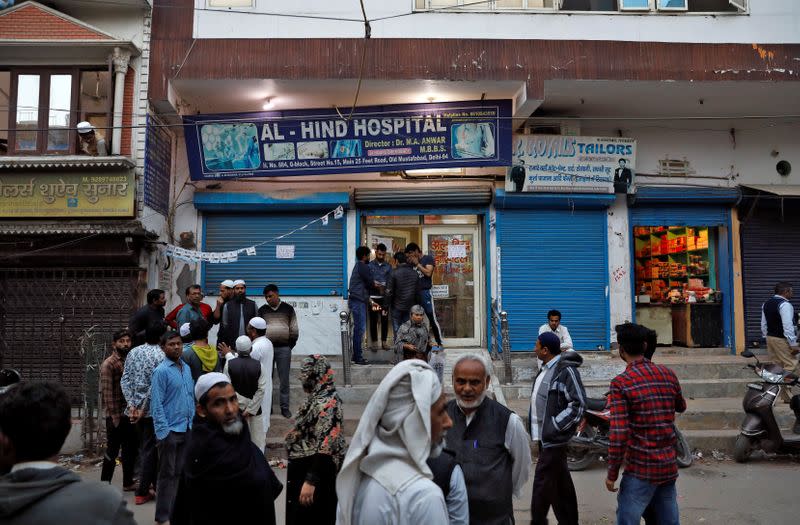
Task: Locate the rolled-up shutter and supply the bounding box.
[203,213,344,296]
[498,209,608,351]
[741,210,800,346]
[355,186,492,207]
[629,205,729,226]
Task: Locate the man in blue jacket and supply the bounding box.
[529,332,586,525]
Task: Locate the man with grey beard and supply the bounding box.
[171,373,280,525]
[446,355,531,525]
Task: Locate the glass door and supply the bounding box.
[422,226,482,347]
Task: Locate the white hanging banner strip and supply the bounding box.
[161,204,341,264]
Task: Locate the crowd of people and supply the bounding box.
[0,242,712,525]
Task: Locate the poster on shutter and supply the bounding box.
[276,245,295,259]
[431,284,450,299]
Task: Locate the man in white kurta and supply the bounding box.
[336,360,452,525]
[246,317,274,436]
[223,335,269,453]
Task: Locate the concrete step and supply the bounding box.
[677,397,796,431]
[267,403,366,437]
[506,355,760,384]
[501,378,756,401]
[506,397,796,432]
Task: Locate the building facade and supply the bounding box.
[0,0,156,400]
[148,0,800,355]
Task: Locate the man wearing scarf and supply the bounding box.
[285,355,346,524]
[171,373,280,525]
[393,305,430,363]
[336,360,453,525]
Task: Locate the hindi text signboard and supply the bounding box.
[0,172,135,218]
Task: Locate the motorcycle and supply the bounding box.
[565,392,693,471]
[733,350,800,463]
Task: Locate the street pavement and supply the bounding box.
[77,453,799,524]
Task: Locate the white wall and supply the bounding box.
[581,121,800,186]
[194,295,346,355]
[193,0,800,43]
[607,195,632,345]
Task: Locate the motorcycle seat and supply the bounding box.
[586,397,607,411]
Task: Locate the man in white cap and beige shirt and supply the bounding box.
[336,359,453,525]
[76,121,107,156]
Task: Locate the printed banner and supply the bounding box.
[183,100,513,180]
[506,135,637,194]
[0,172,134,218]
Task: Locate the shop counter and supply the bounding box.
[635,304,673,345]
[671,303,723,347]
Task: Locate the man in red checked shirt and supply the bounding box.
[606,323,686,525]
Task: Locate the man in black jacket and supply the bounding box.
[385,252,420,336]
[129,289,166,346]
[218,279,257,350]
[529,332,587,525]
[171,374,279,525]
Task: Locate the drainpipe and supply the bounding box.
[111,48,131,156]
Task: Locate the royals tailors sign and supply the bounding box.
[506,135,637,194]
[183,100,512,180]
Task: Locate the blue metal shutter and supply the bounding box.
[629,206,729,226]
[498,209,609,351]
[203,213,344,296]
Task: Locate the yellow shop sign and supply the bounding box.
[0,172,135,218]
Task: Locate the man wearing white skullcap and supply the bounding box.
[223,335,269,453]
[336,359,452,525]
[218,279,257,349]
[172,371,279,525]
[76,120,107,156]
[212,280,235,327]
[243,317,274,437]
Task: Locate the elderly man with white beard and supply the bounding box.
[336,359,453,525]
[446,354,531,525]
[170,373,281,525]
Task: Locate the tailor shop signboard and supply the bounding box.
[0,172,135,218]
[183,100,512,180]
[506,135,637,194]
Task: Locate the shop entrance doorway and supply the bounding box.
[364,214,483,347]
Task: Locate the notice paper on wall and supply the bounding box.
[447,244,467,259]
[276,245,295,259]
[431,284,449,299]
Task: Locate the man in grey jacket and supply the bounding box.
[529,332,587,525]
[0,382,137,525]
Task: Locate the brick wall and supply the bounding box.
[121,66,135,157]
[0,3,112,40]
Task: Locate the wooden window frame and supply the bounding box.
[6,65,113,156]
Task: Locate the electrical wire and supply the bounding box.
[2,112,798,134]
